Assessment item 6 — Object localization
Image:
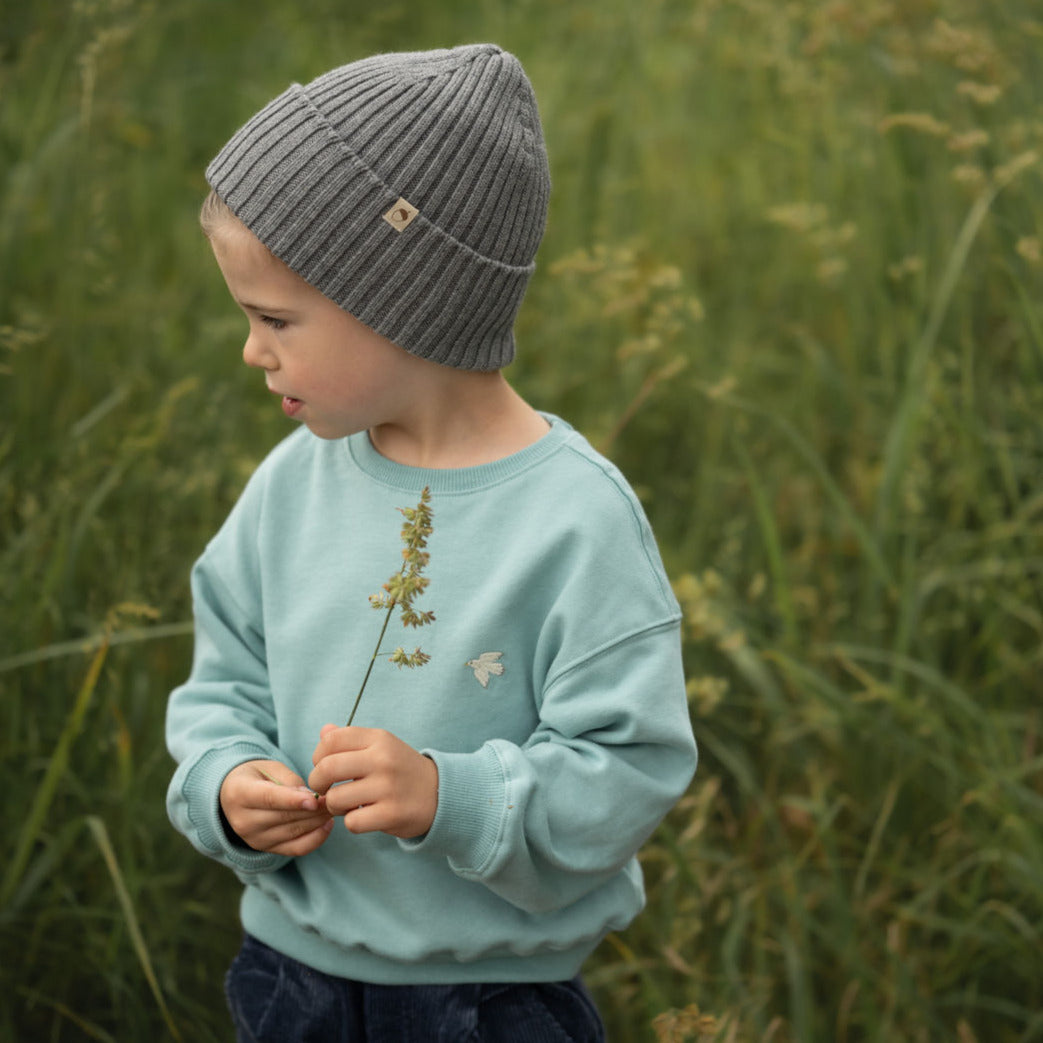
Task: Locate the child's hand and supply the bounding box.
[308,725,438,839]
[219,760,334,856]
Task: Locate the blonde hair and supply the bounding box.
[199,188,239,238]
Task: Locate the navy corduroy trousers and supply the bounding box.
[225,933,607,1043]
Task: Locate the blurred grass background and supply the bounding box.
[2,0,1042,1039]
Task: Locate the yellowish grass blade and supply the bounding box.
[86,816,183,1042]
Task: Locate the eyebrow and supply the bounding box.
[236,299,292,315]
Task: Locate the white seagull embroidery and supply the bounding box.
[465,651,505,688]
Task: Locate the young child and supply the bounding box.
[166,43,697,1042]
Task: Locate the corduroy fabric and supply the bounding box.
[206,44,550,371]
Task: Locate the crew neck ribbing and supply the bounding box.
[344,413,573,494]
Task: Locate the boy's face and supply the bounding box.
[209,221,418,441]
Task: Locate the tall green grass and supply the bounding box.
[2,0,1042,1039]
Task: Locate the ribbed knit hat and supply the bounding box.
[206,44,550,371]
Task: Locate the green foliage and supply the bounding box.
[2,0,1042,1040]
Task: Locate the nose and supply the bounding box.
[242,329,276,370]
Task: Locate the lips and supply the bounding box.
[268,386,303,418]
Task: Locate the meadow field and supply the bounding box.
[2,0,1042,1039]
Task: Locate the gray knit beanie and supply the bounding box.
[206,43,550,371]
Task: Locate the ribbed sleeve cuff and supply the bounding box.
[168,742,290,876]
[398,743,507,874]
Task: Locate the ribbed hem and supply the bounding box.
[241,887,593,985]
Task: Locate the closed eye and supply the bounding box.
[259,315,287,330]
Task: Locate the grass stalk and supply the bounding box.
[0,633,110,908]
[702,384,894,593]
[0,622,194,675]
[86,816,182,1042]
[876,163,1037,539]
[14,986,117,1043]
[347,598,397,727]
[737,442,798,646]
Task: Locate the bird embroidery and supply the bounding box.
[465,651,505,688]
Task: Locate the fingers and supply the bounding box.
[257,816,335,858]
[227,800,334,855]
[308,729,438,839]
[220,731,440,851]
[220,759,333,854]
[250,781,321,815]
[311,725,380,766]
[233,762,318,810]
[308,725,379,795]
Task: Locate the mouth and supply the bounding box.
[280,395,303,418]
[269,386,303,418]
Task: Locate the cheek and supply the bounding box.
[333,341,390,389]
[318,313,410,397]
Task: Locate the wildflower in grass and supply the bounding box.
[925,18,996,75]
[766,204,856,286]
[952,163,987,190]
[816,256,848,285]
[887,255,924,281]
[549,242,700,451]
[957,80,1003,106]
[995,150,1039,188]
[766,201,828,233]
[348,487,435,725]
[652,1003,719,1042]
[877,112,950,137]
[685,675,728,716]
[947,129,990,153]
[1016,237,1042,266]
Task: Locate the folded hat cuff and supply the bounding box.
[206,85,534,370]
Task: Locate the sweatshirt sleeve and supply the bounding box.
[402,618,696,915]
[165,477,291,877]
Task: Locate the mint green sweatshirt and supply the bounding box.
[166,416,697,985]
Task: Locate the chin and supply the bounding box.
[305,420,363,441]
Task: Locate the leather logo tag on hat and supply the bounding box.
[383,197,420,232]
